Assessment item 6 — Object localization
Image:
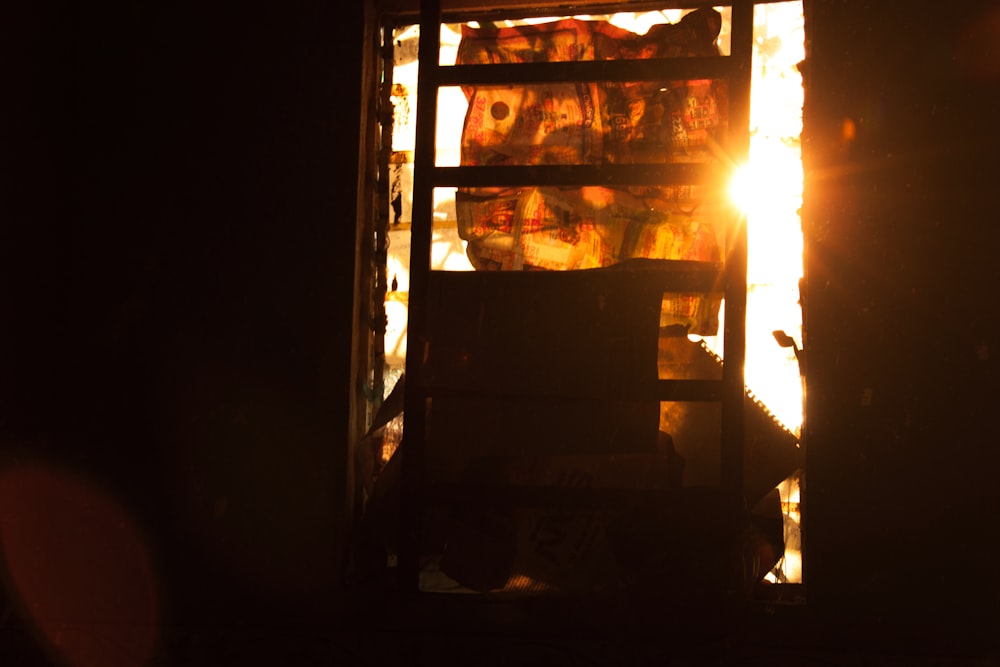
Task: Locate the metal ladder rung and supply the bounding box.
[436,57,738,87]
[431,163,728,188]
[396,0,756,591]
[425,483,679,510]
[417,379,727,402]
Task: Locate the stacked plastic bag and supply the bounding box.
[455,8,730,334]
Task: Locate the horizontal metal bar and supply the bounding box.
[420,377,729,401]
[425,483,679,510]
[634,259,726,292]
[384,0,786,24]
[436,57,735,87]
[432,163,727,188]
[421,377,725,402]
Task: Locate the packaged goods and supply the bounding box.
[454,9,729,334]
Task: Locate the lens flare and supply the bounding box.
[0,465,160,667]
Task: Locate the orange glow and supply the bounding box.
[842,117,857,142]
[0,465,159,667]
[580,186,615,208]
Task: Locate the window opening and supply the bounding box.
[362,0,805,596]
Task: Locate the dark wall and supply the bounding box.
[803,0,1000,649]
[3,1,364,662]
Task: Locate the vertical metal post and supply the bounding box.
[399,0,440,593]
[373,18,396,418]
[721,0,753,508]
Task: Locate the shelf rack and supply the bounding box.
[392,0,754,596]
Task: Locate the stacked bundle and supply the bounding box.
[454,8,730,335]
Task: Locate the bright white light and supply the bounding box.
[728,164,754,213]
[728,144,802,221]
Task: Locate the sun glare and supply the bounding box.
[728,164,754,213]
[729,145,803,222]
